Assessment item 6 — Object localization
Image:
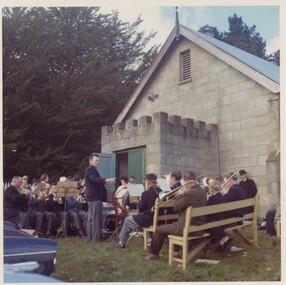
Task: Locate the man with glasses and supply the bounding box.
[85,153,115,242]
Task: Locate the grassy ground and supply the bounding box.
[51,230,280,282]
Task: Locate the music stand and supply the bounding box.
[55,181,78,238]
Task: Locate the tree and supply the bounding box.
[199,14,267,59]
[267,50,280,66]
[3,7,159,181]
[198,24,223,40]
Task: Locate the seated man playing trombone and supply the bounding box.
[143,171,207,261]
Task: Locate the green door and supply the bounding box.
[128,148,146,185]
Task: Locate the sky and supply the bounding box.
[99,5,279,56]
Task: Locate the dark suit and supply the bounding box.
[4,185,29,227]
[239,178,257,199]
[149,185,207,255]
[239,178,257,213]
[133,185,162,227]
[84,164,107,242]
[206,192,225,241]
[119,185,162,244]
[222,184,246,218]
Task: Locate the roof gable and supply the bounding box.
[116,24,280,123]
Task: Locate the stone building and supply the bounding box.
[101,24,280,216]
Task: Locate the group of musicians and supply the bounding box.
[113,169,257,262]
[4,155,257,258]
[3,175,88,238]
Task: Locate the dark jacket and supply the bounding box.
[66,197,83,212]
[133,185,162,227]
[206,192,223,222]
[239,178,257,198]
[84,165,107,202]
[47,193,65,213]
[222,184,246,217]
[4,185,29,219]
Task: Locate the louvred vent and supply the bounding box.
[180,49,191,82]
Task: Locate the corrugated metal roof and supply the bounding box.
[189,28,280,84]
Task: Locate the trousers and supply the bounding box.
[119,215,140,245]
[87,201,103,242]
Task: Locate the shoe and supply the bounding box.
[219,238,233,252]
[142,253,159,261]
[114,242,125,249]
[230,246,243,252]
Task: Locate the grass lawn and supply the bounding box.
[52,230,280,282]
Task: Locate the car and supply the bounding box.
[4,262,62,283]
[4,221,58,276]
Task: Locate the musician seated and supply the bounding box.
[206,180,233,252]
[114,173,162,249]
[114,176,129,212]
[143,171,207,261]
[47,184,68,236]
[4,176,30,229]
[66,189,87,237]
[170,170,182,190]
[29,190,57,238]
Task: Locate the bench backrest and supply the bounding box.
[183,196,259,239]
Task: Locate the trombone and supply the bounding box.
[152,179,198,211]
[220,172,242,193]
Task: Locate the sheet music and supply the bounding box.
[127,184,144,197]
[156,178,171,192]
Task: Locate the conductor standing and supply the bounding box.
[85,153,115,242]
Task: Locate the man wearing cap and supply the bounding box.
[239,169,257,199]
[114,173,162,249]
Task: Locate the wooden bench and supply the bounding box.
[143,198,179,250]
[168,196,259,269]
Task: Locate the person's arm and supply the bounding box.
[5,188,29,204]
[137,191,148,212]
[173,193,191,213]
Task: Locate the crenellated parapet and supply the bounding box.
[102,112,218,143]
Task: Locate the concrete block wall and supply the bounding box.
[124,38,280,216]
[102,111,218,178]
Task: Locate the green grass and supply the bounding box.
[51,230,280,282]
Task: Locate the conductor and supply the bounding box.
[85,153,115,242]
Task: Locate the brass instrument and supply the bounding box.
[152,179,198,211]
[221,173,242,193]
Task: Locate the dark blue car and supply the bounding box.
[4,221,58,276]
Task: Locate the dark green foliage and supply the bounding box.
[199,14,275,60]
[223,14,266,59]
[3,7,159,181]
[267,50,280,66]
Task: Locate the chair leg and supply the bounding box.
[168,240,174,266]
[143,230,148,250]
